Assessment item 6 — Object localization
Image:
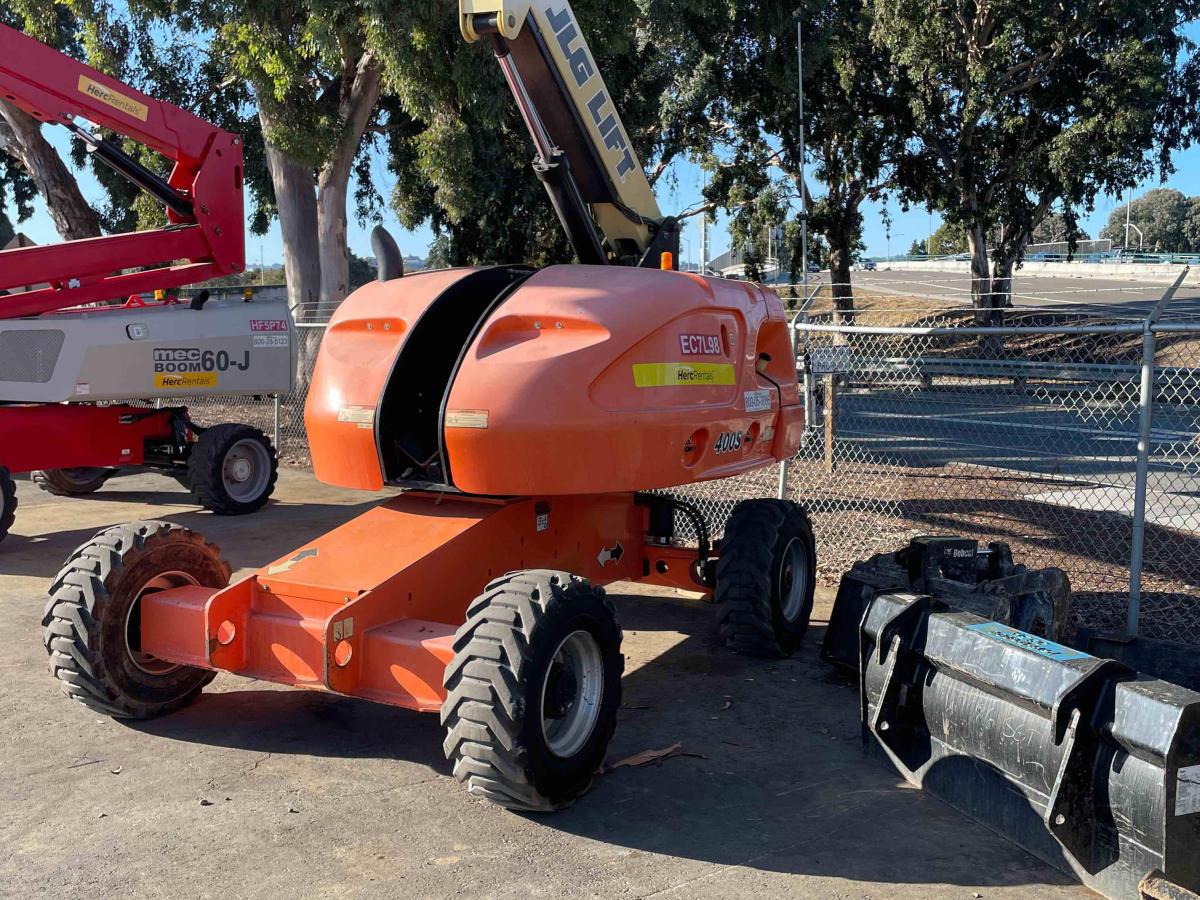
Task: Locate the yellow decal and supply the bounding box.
[78,75,149,122]
[445,409,489,429]
[632,363,736,388]
[155,372,216,390]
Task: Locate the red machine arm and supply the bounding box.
[0,23,245,319]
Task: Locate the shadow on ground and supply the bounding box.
[0,492,382,580]
[127,591,1075,890]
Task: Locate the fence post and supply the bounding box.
[1127,269,1189,637]
[777,283,821,500]
[273,394,282,454]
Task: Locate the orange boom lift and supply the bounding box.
[43,0,816,811]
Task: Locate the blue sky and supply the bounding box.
[9,21,1200,266]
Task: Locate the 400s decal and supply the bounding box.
[153,347,250,374]
[713,431,744,454]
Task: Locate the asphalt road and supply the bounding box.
[827,386,1200,528]
[0,469,1083,899]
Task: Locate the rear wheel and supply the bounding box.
[186,424,278,515]
[716,499,816,657]
[442,570,623,812]
[42,521,230,718]
[0,466,16,545]
[31,467,115,496]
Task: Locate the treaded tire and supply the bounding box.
[42,521,230,719]
[0,466,15,545]
[186,423,278,515]
[442,570,623,812]
[31,467,115,496]
[716,499,816,657]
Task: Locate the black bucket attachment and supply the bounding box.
[1077,629,1200,695]
[858,590,1200,898]
[822,536,1070,672]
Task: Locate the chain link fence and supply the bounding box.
[181,272,1200,645]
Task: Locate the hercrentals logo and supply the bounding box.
[545,4,636,181]
[155,372,217,390]
[77,76,149,122]
[632,362,736,388]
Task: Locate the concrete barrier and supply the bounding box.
[886,259,1199,284]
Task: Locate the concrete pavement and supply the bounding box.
[0,470,1086,899]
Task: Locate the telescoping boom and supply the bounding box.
[460,0,681,267]
[0,22,245,319]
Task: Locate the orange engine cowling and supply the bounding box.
[305,264,803,495]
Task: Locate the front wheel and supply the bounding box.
[42,521,230,718]
[186,423,278,515]
[0,465,16,544]
[31,467,116,496]
[716,499,816,657]
[442,570,623,812]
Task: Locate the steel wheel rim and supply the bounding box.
[540,629,604,758]
[221,438,271,503]
[778,536,810,622]
[124,571,199,675]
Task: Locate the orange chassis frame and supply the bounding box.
[140,491,709,712]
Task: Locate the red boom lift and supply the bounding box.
[0,24,292,544]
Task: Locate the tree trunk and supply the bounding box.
[315,51,381,313]
[990,255,1015,310]
[260,108,321,387]
[0,101,101,240]
[966,222,994,322]
[827,241,854,324]
[316,172,350,314]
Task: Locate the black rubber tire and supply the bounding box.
[31,467,115,496]
[715,499,817,657]
[42,521,230,719]
[0,465,15,545]
[186,423,278,516]
[442,570,624,812]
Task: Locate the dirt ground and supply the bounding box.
[0,470,1088,899]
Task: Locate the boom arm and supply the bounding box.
[0,24,244,319]
[460,0,679,267]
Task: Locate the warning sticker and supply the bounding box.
[446,409,489,429]
[632,362,735,388]
[1178,766,1200,817]
[78,75,149,122]
[744,389,772,412]
[253,334,289,348]
[155,372,217,390]
[337,406,375,428]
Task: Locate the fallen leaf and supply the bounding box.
[598,743,709,775]
[199,799,213,807]
[109,767,122,775]
[721,699,733,711]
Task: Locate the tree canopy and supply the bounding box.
[1099,188,1200,253]
[871,0,1200,308]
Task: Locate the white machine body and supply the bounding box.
[0,299,296,403]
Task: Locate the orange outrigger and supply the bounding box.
[43,0,817,811]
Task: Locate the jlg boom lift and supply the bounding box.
[0,24,293,544]
[42,1,815,812]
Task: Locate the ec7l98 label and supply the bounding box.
[679,334,722,356]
